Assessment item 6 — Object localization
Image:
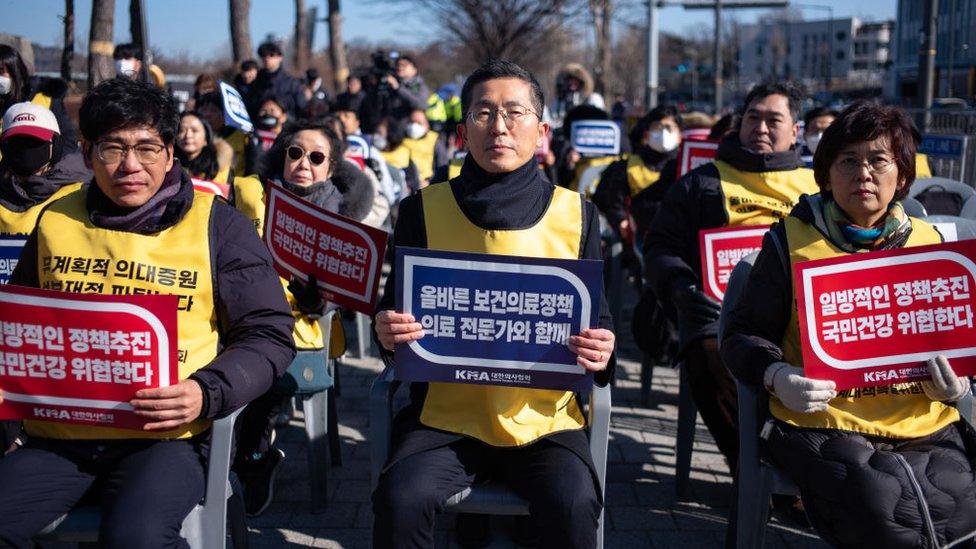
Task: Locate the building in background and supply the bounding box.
[737,16,893,99]
[889,0,976,105]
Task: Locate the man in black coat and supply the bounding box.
[245,42,306,119]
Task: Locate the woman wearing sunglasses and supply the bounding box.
[722,102,976,547]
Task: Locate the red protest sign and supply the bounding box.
[264,183,389,314]
[677,140,718,178]
[0,285,179,428]
[191,177,230,199]
[795,240,976,390]
[699,225,769,301]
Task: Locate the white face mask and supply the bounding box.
[646,128,679,153]
[372,134,388,151]
[0,75,10,96]
[805,132,823,154]
[406,122,426,140]
[115,59,137,77]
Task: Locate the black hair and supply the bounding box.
[79,77,179,146]
[259,94,286,112]
[0,44,32,107]
[113,43,143,61]
[813,101,919,201]
[803,106,839,129]
[629,104,681,150]
[708,113,740,140]
[305,68,319,83]
[257,42,283,58]
[561,104,608,139]
[460,60,545,118]
[175,111,219,180]
[382,116,407,150]
[333,93,360,114]
[301,98,331,120]
[397,55,417,69]
[741,81,805,124]
[240,59,259,72]
[259,118,342,182]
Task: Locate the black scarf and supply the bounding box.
[0,152,90,212]
[275,178,343,214]
[454,156,553,230]
[716,133,803,173]
[87,160,193,234]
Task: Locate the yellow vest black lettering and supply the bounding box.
[715,160,818,226]
[775,216,958,438]
[31,188,218,440]
[0,183,82,237]
[418,182,587,446]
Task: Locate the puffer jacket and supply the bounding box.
[722,193,976,548]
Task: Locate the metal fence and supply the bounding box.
[904,109,976,188]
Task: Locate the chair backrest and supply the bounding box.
[902,196,928,218]
[909,177,976,200]
[961,198,976,221]
[717,251,760,343]
[924,215,976,242]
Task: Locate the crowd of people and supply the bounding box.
[0,32,975,549]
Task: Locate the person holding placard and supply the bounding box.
[0,77,296,548]
[722,102,976,548]
[646,82,819,469]
[372,60,615,549]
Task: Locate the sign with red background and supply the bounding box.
[795,240,976,390]
[699,225,769,301]
[264,183,388,314]
[678,140,719,178]
[0,285,178,428]
[191,177,230,199]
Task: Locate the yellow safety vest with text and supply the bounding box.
[418,182,587,446]
[403,131,440,182]
[0,182,82,236]
[774,215,959,438]
[715,160,818,227]
[626,155,662,197]
[29,188,218,440]
[231,177,345,355]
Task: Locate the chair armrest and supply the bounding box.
[205,407,244,506]
[369,365,400,491]
[587,382,612,497]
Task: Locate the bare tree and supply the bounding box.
[88,0,115,89]
[294,0,309,72]
[588,0,612,96]
[327,0,349,92]
[230,0,253,64]
[129,0,143,49]
[61,0,74,82]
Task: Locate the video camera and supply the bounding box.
[371,50,400,79]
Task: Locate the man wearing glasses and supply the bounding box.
[0,77,296,548]
[372,60,615,548]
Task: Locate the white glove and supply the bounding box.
[921,355,971,403]
[764,362,837,414]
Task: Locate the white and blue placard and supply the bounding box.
[0,236,26,285]
[570,120,620,157]
[345,134,370,158]
[219,81,254,133]
[395,247,603,391]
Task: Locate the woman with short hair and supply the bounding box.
[722,101,976,548]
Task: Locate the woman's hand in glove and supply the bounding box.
[921,355,971,403]
[288,274,325,319]
[764,362,837,413]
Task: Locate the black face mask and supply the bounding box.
[0,136,58,177]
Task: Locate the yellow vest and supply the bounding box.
[916,153,933,179]
[715,160,818,226]
[0,183,82,236]
[403,131,440,182]
[426,94,447,123]
[447,157,464,180]
[29,188,218,440]
[774,215,959,438]
[626,155,662,197]
[381,146,411,171]
[224,130,249,176]
[417,182,587,446]
[231,178,345,355]
[572,155,621,191]
[31,92,53,110]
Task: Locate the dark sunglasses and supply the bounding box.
[286,146,328,166]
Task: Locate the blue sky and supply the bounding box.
[1,0,898,60]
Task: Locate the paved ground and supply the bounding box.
[248,288,829,548]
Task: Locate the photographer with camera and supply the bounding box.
[359,51,430,134]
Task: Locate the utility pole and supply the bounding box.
[919,0,938,130]
[646,0,659,109]
[713,0,723,114]
[947,0,956,97]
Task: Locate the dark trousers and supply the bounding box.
[372,437,601,549]
[685,336,739,468]
[234,387,286,465]
[0,436,206,549]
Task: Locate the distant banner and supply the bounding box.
[795,240,976,390]
[0,236,25,285]
[395,247,602,391]
[678,140,718,178]
[570,120,621,157]
[699,225,769,301]
[190,177,230,199]
[264,183,388,314]
[0,285,178,428]
[219,81,254,133]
